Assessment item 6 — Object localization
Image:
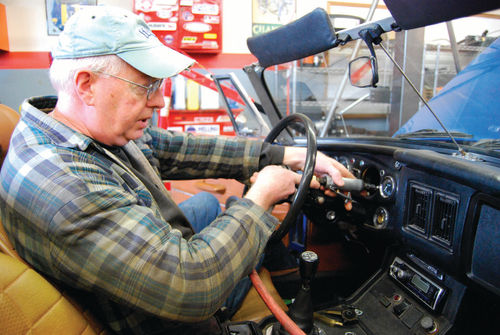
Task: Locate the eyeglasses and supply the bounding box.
[93,70,163,100]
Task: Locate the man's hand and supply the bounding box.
[282,147,355,185]
[244,165,318,210]
[282,147,356,210]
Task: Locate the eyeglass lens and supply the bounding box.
[148,79,164,100]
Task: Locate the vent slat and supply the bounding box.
[431,193,458,247]
[407,184,432,234]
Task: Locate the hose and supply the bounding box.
[249,269,306,335]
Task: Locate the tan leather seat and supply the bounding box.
[0,251,107,335]
[231,268,288,323]
[0,104,20,166]
[0,103,287,332]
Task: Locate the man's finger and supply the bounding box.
[309,177,320,189]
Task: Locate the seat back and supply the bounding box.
[0,104,20,166]
[0,219,107,334]
[0,103,107,334]
[0,252,107,335]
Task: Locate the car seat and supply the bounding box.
[0,104,20,166]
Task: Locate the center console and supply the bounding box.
[309,253,466,335]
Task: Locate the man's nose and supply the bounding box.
[147,88,166,108]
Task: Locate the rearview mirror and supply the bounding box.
[349,56,378,88]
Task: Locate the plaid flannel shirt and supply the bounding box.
[0,96,280,334]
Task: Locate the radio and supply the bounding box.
[389,257,446,311]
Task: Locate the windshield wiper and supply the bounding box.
[396,129,473,139]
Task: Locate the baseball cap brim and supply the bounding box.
[118,45,195,79]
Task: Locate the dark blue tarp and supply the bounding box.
[395,38,500,141]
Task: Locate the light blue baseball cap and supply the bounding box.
[52,6,195,78]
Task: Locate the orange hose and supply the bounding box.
[249,269,306,335]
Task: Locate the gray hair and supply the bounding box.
[49,55,126,100]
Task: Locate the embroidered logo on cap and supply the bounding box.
[138,26,154,39]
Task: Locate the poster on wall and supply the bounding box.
[45,0,97,35]
[177,0,222,53]
[134,0,222,53]
[252,0,296,36]
[134,0,180,48]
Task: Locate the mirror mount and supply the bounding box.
[358,24,384,56]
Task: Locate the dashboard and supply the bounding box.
[299,140,500,334]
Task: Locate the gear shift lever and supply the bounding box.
[273,251,320,335]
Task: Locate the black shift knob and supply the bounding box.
[299,251,319,284]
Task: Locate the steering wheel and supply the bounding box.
[265,113,317,242]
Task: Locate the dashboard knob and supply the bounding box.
[396,269,411,281]
[326,210,336,221]
[373,207,389,228]
[420,316,437,333]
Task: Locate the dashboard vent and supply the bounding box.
[407,184,432,233]
[431,193,458,246]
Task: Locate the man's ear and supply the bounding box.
[74,70,96,106]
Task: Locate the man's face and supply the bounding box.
[87,63,165,146]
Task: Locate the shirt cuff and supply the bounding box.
[259,143,285,169]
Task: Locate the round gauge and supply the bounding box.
[373,207,389,229]
[380,175,396,198]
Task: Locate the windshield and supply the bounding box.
[263,31,499,146]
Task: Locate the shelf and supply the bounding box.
[425,44,487,53]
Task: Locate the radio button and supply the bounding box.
[396,269,412,281]
[379,295,391,307]
[401,306,423,329]
[393,299,411,316]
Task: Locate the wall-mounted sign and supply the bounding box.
[252,0,296,36]
[134,0,180,47]
[45,0,97,35]
[134,0,222,53]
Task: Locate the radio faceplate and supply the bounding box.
[389,257,446,311]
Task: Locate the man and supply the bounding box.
[0,6,353,334]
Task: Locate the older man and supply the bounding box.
[0,6,352,334]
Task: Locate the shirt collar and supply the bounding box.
[22,96,96,151]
